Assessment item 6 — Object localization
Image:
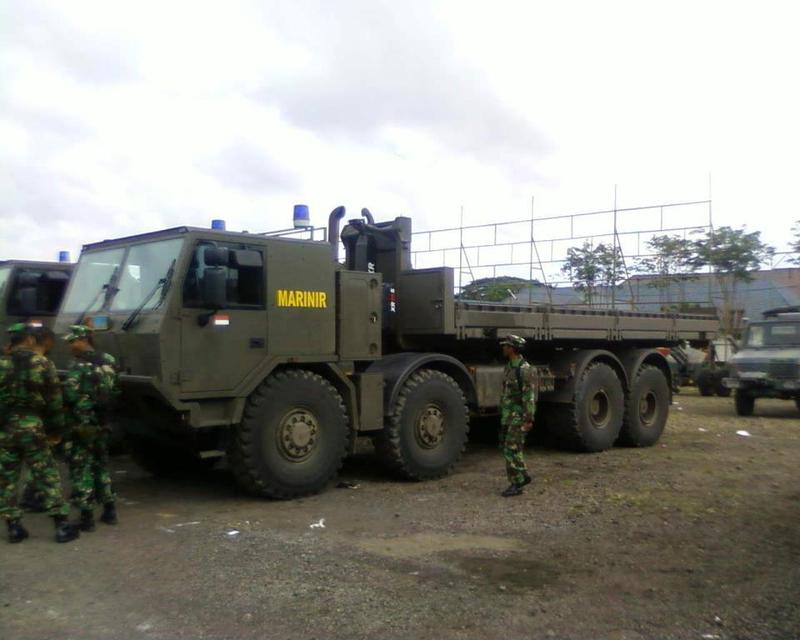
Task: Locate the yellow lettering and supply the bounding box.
[276,289,327,308]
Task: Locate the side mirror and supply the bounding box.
[200,267,227,309]
[17,286,38,315]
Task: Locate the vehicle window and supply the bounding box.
[62,248,125,313]
[183,242,264,308]
[111,238,184,311]
[769,324,799,346]
[6,268,72,315]
[746,326,764,347]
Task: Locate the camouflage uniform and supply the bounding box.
[500,354,537,486]
[64,348,120,511]
[0,345,70,521]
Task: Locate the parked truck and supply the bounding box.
[52,208,718,498]
[723,306,800,415]
[0,258,74,348]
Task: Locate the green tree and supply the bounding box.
[458,276,531,302]
[561,241,624,307]
[691,226,774,335]
[635,235,697,305]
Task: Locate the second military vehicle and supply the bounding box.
[53,207,717,498]
[723,306,800,415]
[0,258,74,348]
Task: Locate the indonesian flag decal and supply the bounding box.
[213,314,231,326]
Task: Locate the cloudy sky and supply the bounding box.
[1,0,798,276]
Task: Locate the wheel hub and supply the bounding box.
[589,390,610,429]
[415,404,445,449]
[277,410,319,461]
[639,391,657,426]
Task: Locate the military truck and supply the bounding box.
[723,306,800,416]
[0,259,74,347]
[52,208,717,498]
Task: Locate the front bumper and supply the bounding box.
[723,376,800,392]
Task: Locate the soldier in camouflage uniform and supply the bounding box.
[498,335,536,497]
[63,325,120,531]
[0,323,80,543]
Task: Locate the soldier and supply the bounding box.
[498,334,536,497]
[0,323,80,543]
[63,325,120,531]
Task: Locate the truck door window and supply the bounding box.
[183,242,264,309]
[6,268,71,315]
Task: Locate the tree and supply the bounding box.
[561,241,624,307]
[458,276,531,302]
[635,235,697,305]
[691,226,774,335]
[791,220,800,265]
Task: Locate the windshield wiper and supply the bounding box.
[121,259,176,331]
[75,266,120,324]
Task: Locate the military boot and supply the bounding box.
[100,502,118,525]
[7,519,30,543]
[501,483,524,498]
[52,515,80,543]
[79,509,96,532]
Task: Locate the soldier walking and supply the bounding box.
[63,325,120,531]
[0,323,80,543]
[498,335,537,497]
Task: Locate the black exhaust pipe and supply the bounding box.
[328,206,346,261]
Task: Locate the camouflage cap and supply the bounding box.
[499,334,526,349]
[63,324,93,342]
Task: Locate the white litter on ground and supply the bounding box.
[310,518,326,529]
[698,428,708,432]
[736,430,752,437]
[226,529,240,537]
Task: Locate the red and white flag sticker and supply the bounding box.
[213,314,230,326]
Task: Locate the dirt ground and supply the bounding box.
[2,388,799,640]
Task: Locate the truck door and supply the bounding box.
[179,241,267,394]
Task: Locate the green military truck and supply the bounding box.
[0,258,74,347]
[52,208,717,498]
[723,306,800,416]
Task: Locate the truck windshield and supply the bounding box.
[111,238,183,311]
[746,323,800,347]
[62,248,125,314]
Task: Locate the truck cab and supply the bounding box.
[0,259,74,348]
[724,307,800,415]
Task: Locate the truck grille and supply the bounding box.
[736,361,799,379]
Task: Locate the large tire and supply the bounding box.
[228,370,349,499]
[548,362,624,452]
[795,396,800,412]
[373,369,469,480]
[550,362,625,452]
[735,390,755,417]
[696,370,714,397]
[618,365,670,447]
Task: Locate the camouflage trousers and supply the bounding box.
[0,416,70,520]
[68,426,115,510]
[499,417,529,485]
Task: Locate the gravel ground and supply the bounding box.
[2,389,799,640]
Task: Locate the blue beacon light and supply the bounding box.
[211,219,226,231]
[293,204,311,228]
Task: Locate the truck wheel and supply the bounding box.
[796,397,800,413]
[715,384,732,398]
[618,365,670,447]
[373,369,469,480]
[548,362,624,452]
[734,391,755,417]
[228,370,349,499]
[696,370,714,397]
